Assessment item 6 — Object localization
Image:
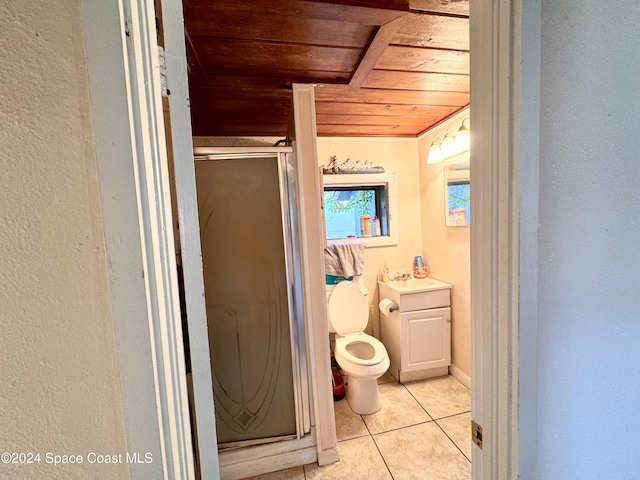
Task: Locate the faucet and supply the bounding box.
[393,271,412,281]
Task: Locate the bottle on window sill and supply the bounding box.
[373,215,381,236]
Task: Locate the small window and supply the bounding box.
[323,186,387,239]
[322,174,397,247]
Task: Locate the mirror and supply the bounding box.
[443,158,470,227]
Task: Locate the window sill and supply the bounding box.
[327,236,397,248]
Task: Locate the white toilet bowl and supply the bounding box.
[328,281,390,415]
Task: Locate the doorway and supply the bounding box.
[152,0,522,478]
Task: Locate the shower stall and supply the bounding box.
[193,147,311,453]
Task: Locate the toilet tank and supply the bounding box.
[326,276,368,333]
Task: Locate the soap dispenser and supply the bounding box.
[382,262,390,282]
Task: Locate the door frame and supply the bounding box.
[470,0,533,478]
[157,0,221,476]
[82,0,197,478]
[82,0,530,477]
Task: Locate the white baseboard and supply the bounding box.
[399,366,448,383]
[449,364,471,389]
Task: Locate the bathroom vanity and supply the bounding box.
[378,278,452,383]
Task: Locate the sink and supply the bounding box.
[383,277,451,293]
[379,277,451,312]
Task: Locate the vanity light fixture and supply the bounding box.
[426,118,471,165]
[427,136,444,164]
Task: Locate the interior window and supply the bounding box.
[323,186,387,239]
[322,174,397,247]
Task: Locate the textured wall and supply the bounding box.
[535,1,640,477]
[0,1,128,478]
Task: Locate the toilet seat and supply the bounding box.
[329,281,388,369]
[327,281,368,336]
[335,333,387,367]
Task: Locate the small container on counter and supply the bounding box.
[413,255,429,278]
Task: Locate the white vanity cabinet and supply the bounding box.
[378,278,452,383]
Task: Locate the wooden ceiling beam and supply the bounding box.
[349,15,407,89]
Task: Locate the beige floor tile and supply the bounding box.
[333,397,368,441]
[362,382,432,435]
[304,436,392,480]
[377,369,397,384]
[242,466,305,480]
[374,422,471,480]
[436,412,472,461]
[405,375,470,419]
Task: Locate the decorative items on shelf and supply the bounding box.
[322,156,385,174]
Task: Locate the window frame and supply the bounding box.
[322,173,398,247]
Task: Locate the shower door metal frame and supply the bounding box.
[194,147,311,450]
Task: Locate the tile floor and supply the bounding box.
[245,373,472,480]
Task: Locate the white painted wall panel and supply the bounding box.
[536,2,640,477]
[0,1,128,478]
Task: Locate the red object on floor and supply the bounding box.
[333,372,345,401]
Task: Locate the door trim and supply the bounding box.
[83,0,197,477]
[157,0,221,476]
[289,84,339,466]
[470,0,523,478]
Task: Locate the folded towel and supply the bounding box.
[324,241,365,277]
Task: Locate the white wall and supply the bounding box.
[530,2,640,477]
[316,137,423,337]
[417,110,471,377]
[0,1,128,478]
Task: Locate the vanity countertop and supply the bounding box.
[379,277,451,294]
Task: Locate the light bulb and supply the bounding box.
[427,138,444,164]
[441,129,459,157]
[455,119,470,152]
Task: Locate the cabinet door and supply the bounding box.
[401,307,451,372]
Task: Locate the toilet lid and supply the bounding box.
[327,281,368,335]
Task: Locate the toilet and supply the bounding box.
[327,280,390,415]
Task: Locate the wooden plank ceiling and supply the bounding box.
[184,0,469,138]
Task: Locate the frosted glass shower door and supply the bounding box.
[195,153,300,448]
